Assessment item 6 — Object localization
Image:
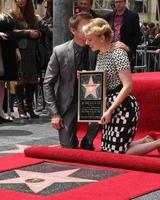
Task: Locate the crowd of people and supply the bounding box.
[140,22,160,48]
[136,21,160,71]
[0,0,53,123]
[1,0,160,155]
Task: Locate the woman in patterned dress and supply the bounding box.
[83,18,160,155]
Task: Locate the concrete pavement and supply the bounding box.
[0,110,59,156]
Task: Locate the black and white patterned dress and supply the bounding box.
[96,48,140,153]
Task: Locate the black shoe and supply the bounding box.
[80,137,94,151]
[0,116,13,123]
[27,110,39,119]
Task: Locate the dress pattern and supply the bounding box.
[96,48,140,153]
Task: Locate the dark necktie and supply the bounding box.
[76,47,89,71]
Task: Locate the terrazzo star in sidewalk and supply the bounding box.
[0,144,30,154]
[82,76,100,98]
[0,168,97,193]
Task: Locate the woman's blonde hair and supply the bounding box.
[83,18,113,41]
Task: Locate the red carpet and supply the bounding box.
[0,153,43,172]
[77,72,160,154]
[132,72,160,132]
[0,153,160,200]
[46,172,160,200]
[25,146,160,173]
[0,190,44,200]
[1,72,160,199]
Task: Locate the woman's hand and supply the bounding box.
[29,30,41,39]
[35,14,42,22]
[156,49,160,54]
[155,33,160,39]
[0,32,8,40]
[16,48,21,61]
[77,70,87,79]
[77,70,81,80]
[99,109,113,125]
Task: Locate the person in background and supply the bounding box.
[146,22,156,46]
[9,0,40,119]
[83,18,160,155]
[0,9,20,123]
[3,81,16,114]
[36,0,53,112]
[155,23,160,36]
[38,0,53,61]
[105,0,142,72]
[156,37,160,54]
[79,0,98,18]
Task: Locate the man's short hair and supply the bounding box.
[69,12,93,29]
[80,0,93,5]
[114,0,126,2]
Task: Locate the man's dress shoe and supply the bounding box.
[80,137,94,151]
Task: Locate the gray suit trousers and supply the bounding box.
[58,101,78,148]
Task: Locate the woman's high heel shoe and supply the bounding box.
[0,116,13,123]
[19,114,28,119]
[148,131,160,140]
[18,109,28,119]
[148,131,160,154]
[27,110,39,119]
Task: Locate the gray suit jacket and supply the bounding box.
[43,40,97,117]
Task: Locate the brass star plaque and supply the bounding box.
[78,71,106,122]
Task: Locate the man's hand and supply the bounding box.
[16,48,21,61]
[112,41,129,52]
[51,115,64,130]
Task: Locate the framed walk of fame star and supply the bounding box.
[78,71,106,122]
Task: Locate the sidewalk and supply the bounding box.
[0,108,59,156]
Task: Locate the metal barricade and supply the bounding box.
[135,45,160,72]
[146,49,160,71]
[135,45,147,72]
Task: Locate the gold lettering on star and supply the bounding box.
[82,76,100,98]
[25,178,45,183]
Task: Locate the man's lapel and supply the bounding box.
[67,40,75,74]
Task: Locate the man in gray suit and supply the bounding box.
[43,12,99,149]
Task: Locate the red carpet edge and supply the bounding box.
[24,146,160,173]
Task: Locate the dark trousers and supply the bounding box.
[84,122,102,143]
[15,84,36,114]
